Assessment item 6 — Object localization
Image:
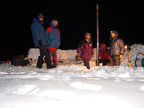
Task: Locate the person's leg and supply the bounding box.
[83,59,86,66]
[83,59,90,69]
[37,46,44,68]
[49,49,53,63]
[43,46,51,68]
[106,59,110,66]
[102,60,107,65]
[87,59,90,69]
[53,50,57,67]
[110,57,114,66]
[114,56,120,66]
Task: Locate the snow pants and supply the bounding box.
[83,59,90,69]
[49,49,57,66]
[110,56,120,66]
[37,45,51,68]
[99,59,110,65]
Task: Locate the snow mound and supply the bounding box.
[121,44,144,66]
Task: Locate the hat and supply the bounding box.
[37,13,44,18]
[84,32,91,37]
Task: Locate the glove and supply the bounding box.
[38,39,42,46]
[119,55,123,59]
[91,54,94,58]
[77,53,80,57]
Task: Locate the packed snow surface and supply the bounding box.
[1,44,144,108]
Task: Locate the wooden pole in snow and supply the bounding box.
[96,4,99,66]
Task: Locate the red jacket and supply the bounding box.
[99,43,110,60]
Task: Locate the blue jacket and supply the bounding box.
[31,18,47,47]
[45,19,60,48]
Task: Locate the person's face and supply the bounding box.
[86,35,90,40]
[101,44,105,48]
[53,22,57,27]
[111,33,115,38]
[39,17,44,22]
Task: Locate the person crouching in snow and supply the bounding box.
[99,43,110,66]
[77,32,94,69]
[45,19,60,67]
[110,30,125,66]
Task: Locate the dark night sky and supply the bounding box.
[1,0,144,61]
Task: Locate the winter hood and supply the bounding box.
[100,43,106,51]
[110,30,118,39]
[32,17,39,23]
[84,32,92,42]
[50,19,58,27]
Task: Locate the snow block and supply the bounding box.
[27,48,98,61]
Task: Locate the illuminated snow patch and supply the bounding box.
[114,78,122,82]
[140,85,144,91]
[117,72,131,78]
[36,90,74,100]
[67,65,82,71]
[48,70,56,73]
[138,79,144,82]
[68,95,136,108]
[70,82,102,90]
[122,78,135,81]
[13,85,38,95]
[37,76,55,80]
[91,69,110,79]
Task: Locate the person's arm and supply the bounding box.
[31,23,42,46]
[57,31,61,48]
[91,48,94,58]
[45,28,50,45]
[119,39,125,58]
[31,23,40,40]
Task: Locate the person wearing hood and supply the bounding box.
[45,19,61,67]
[77,32,94,69]
[99,43,110,65]
[110,30,125,66]
[31,13,52,69]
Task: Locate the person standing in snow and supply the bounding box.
[77,32,94,69]
[110,30,125,66]
[45,19,61,67]
[31,13,52,69]
[99,43,110,65]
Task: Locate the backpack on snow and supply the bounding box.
[11,55,29,66]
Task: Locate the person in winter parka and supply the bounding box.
[110,30,125,66]
[77,32,94,69]
[99,43,110,65]
[45,19,61,67]
[31,13,52,69]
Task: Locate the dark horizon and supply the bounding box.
[1,0,144,61]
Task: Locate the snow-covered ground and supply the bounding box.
[0,44,144,108]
